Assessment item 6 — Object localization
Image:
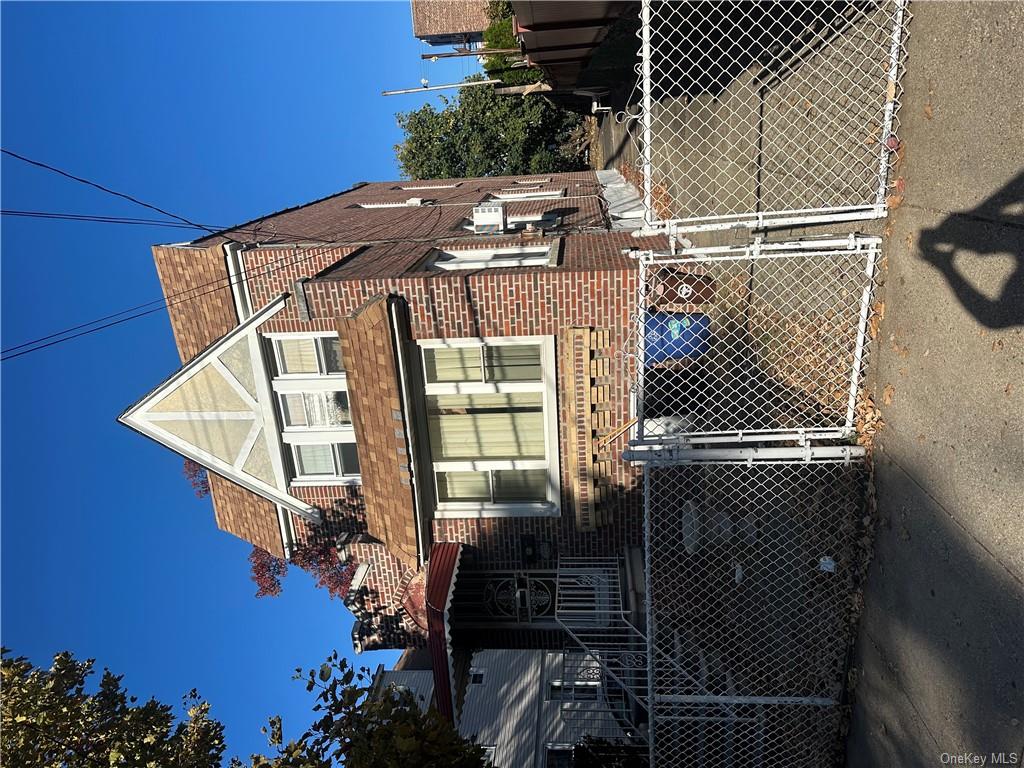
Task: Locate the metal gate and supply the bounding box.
[635,0,910,231]
[644,458,869,766]
[631,236,880,448]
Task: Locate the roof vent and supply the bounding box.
[472,202,506,234]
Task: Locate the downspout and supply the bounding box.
[388,296,426,569]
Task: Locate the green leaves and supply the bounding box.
[395,77,587,180]
[1,648,227,768]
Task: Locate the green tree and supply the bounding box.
[234,652,486,768]
[395,77,587,179]
[1,649,225,768]
[482,17,541,87]
[3,650,486,768]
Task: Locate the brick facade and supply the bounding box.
[144,171,665,651]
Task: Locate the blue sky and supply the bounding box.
[1,2,477,760]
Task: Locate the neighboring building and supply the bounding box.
[410,0,489,47]
[373,647,638,768]
[121,170,654,746]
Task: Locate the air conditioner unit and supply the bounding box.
[472,202,506,234]
[405,197,424,207]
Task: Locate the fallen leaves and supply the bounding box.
[868,314,881,340]
[855,391,885,449]
[886,194,904,210]
[882,383,896,406]
[924,103,934,120]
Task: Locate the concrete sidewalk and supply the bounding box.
[846,3,1023,766]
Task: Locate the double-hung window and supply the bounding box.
[265,333,360,485]
[418,338,559,517]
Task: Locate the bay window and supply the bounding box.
[264,332,359,486]
[418,338,559,516]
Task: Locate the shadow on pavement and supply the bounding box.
[918,171,1024,329]
[845,451,1024,768]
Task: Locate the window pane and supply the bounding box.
[320,338,344,374]
[281,394,308,426]
[485,345,542,382]
[277,339,318,374]
[493,469,548,502]
[339,443,360,475]
[423,347,481,383]
[305,392,350,427]
[436,471,490,503]
[426,393,544,461]
[295,445,335,476]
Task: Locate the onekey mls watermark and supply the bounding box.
[939,754,1020,766]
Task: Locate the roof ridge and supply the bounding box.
[187,181,371,246]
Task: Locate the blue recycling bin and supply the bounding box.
[644,311,711,364]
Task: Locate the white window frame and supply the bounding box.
[263,331,361,486]
[290,442,361,486]
[266,332,345,379]
[492,189,565,201]
[277,390,351,430]
[418,336,560,518]
[357,198,429,209]
[427,243,557,271]
[400,182,461,191]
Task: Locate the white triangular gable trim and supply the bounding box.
[119,295,320,523]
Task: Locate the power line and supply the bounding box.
[0,202,453,362]
[1,148,222,237]
[0,168,604,361]
[1,209,210,231]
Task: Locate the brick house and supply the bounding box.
[410,0,489,47]
[120,172,655,729]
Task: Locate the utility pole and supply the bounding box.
[381,79,502,97]
[420,48,520,60]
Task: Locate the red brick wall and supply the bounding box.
[336,297,419,570]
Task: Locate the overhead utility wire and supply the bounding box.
[1,148,221,236]
[1,198,453,362]
[1,159,604,360]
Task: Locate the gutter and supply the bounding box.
[223,242,254,322]
[388,296,427,569]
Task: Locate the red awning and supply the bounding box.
[426,542,462,723]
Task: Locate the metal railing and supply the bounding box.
[630,236,880,448]
[555,558,649,711]
[635,0,910,232]
[558,651,643,741]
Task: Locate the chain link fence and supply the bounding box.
[631,236,880,447]
[636,0,909,230]
[644,459,869,766]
